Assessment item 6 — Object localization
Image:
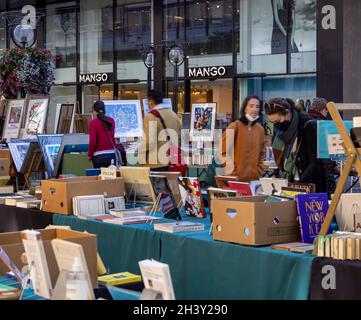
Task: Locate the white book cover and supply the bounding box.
[109,208,146,218]
[335,194,361,232]
[139,259,175,300]
[105,196,125,214]
[21,230,53,299]
[73,195,105,217]
[260,178,288,195]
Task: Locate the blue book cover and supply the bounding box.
[295,193,332,244]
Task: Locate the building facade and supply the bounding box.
[0,0,317,130]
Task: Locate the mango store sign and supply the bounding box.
[187,66,232,79]
[79,73,113,84]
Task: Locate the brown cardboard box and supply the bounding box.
[212,196,300,246]
[0,229,98,288]
[0,158,10,176]
[41,176,125,215]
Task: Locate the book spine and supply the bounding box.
[295,196,307,243]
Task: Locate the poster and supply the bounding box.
[3,99,26,140]
[190,103,217,142]
[104,100,143,138]
[23,98,49,138]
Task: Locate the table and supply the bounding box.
[0,204,53,233]
[53,213,315,300]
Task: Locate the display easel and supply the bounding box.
[23,150,45,190]
[313,102,361,254]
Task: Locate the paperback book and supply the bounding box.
[295,193,332,244]
[153,221,205,233]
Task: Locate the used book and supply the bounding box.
[103,215,160,225]
[178,177,206,219]
[295,193,332,244]
[98,272,142,286]
[109,208,147,218]
[153,221,205,233]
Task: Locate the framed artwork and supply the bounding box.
[22,96,49,138]
[190,103,217,142]
[142,98,173,114]
[54,103,76,134]
[104,100,143,138]
[2,99,26,140]
[38,134,64,178]
[8,141,32,172]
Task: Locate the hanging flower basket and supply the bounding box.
[0,47,55,99]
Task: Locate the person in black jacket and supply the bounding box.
[265,97,328,193]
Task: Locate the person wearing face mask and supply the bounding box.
[217,96,265,182]
[265,97,329,193]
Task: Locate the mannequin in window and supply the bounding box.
[271,0,298,54]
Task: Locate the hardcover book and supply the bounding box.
[227,181,252,196]
[288,182,316,194]
[215,175,239,189]
[109,208,147,218]
[295,193,332,244]
[104,196,125,214]
[98,272,142,286]
[177,177,206,218]
[207,187,237,214]
[260,178,288,195]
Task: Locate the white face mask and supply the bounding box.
[245,114,259,123]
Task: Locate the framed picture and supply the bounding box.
[54,103,76,134]
[38,134,64,178]
[8,141,32,172]
[2,99,26,140]
[190,103,217,142]
[104,100,143,138]
[142,98,173,114]
[22,96,49,138]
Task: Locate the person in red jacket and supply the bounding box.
[88,100,116,168]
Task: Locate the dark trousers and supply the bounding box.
[92,153,116,169]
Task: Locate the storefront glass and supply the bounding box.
[46,1,77,84]
[116,0,151,81]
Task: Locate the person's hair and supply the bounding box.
[265,97,296,116]
[305,99,311,105]
[240,96,262,118]
[147,90,163,105]
[93,100,112,130]
[311,97,328,113]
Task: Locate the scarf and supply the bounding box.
[272,110,300,180]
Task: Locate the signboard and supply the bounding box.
[186,66,233,79]
[79,73,113,84]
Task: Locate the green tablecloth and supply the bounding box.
[53,214,315,300]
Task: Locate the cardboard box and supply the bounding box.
[0,158,10,176]
[0,229,98,288]
[212,196,300,246]
[41,176,125,215]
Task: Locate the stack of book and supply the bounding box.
[109,208,147,218]
[153,221,205,233]
[271,242,315,254]
[317,232,361,260]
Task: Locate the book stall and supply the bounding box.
[0,97,361,302]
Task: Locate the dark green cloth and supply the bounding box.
[53,214,315,300]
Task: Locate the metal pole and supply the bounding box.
[173,65,178,113]
[147,67,152,92]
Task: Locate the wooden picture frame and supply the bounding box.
[2,99,26,141]
[54,103,76,134]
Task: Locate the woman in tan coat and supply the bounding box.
[218,96,265,182]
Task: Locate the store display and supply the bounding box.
[103,100,143,138]
[149,175,180,220]
[138,259,175,300]
[21,230,53,299]
[2,99,26,140]
[177,177,206,218]
[120,167,156,203]
[295,193,332,244]
[51,239,95,299]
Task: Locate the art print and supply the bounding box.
[190,103,217,142]
[23,98,49,138]
[3,99,25,140]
